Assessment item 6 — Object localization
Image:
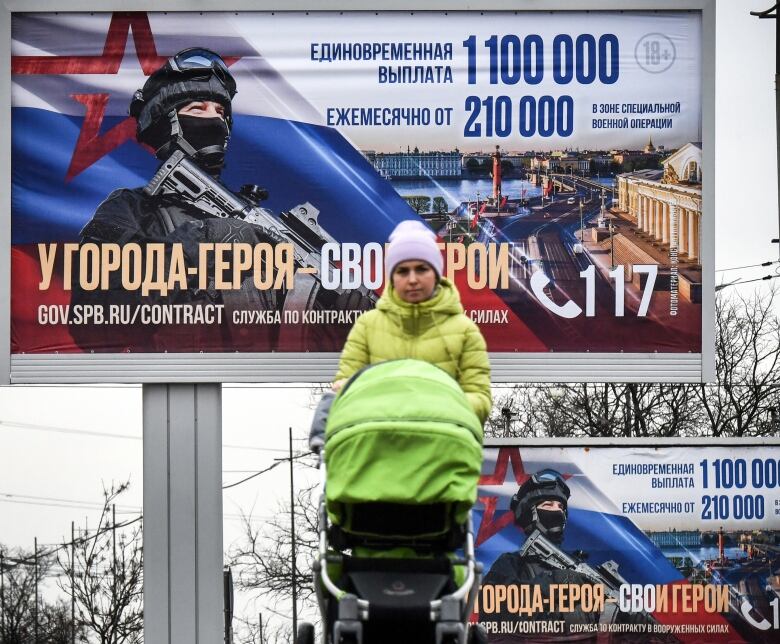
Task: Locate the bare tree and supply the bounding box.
[488,382,702,439]
[695,287,780,436]
[58,483,143,644]
[0,545,81,643]
[230,483,319,609]
[232,615,264,644]
[0,545,38,644]
[232,612,297,644]
[228,471,321,644]
[489,288,780,438]
[37,601,79,644]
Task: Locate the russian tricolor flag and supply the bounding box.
[11,12,412,246]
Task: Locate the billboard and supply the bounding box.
[3,4,715,382]
[476,443,780,643]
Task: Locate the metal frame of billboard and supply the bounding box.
[0,0,716,385]
[484,437,780,449]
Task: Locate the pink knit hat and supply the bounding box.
[384,220,444,279]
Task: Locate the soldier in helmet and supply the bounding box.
[483,469,579,596]
[510,468,570,545]
[481,470,668,643]
[130,48,236,175]
[69,49,285,351]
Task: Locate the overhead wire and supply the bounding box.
[715,259,779,272]
[221,451,312,490]
[725,274,779,288]
[0,494,139,513]
[1,412,313,560]
[1,500,276,571]
[1,446,310,515]
[0,419,289,453]
[0,515,143,568]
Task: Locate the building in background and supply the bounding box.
[613,142,703,302]
[362,149,462,178]
[617,142,703,264]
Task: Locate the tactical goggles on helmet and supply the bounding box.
[166,48,236,96]
[529,469,571,497]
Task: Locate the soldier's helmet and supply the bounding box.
[510,469,570,542]
[129,48,237,169]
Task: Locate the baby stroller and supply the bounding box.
[299,359,485,644]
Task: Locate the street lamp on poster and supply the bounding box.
[598,189,607,228]
[574,200,585,255]
[609,218,616,269]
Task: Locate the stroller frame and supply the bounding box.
[312,458,483,644]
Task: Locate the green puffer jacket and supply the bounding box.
[335,278,492,423]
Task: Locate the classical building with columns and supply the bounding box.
[616,142,702,265]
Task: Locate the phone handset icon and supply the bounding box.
[530,270,582,319]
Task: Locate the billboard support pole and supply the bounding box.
[143,384,223,643]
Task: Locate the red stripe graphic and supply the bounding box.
[12,13,168,75]
[12,12,241,76]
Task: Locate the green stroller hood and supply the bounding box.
[325,359,483,536]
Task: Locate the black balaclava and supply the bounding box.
[531,506,567,544]
[177,115,230,173]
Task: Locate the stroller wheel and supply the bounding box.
[296,622,315,644]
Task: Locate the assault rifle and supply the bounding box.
[144,149,377,308]
[520,530,632,625]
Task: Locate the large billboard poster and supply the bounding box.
[475,445,780,643]
[9,10,706,379]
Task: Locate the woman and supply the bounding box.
[333,220,491,424]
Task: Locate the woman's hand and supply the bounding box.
[332,378,347,392]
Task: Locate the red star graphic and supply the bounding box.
[475,447,573,546]
[64,94,138,181]
[476,447,530,546]
[12,12,240,181]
